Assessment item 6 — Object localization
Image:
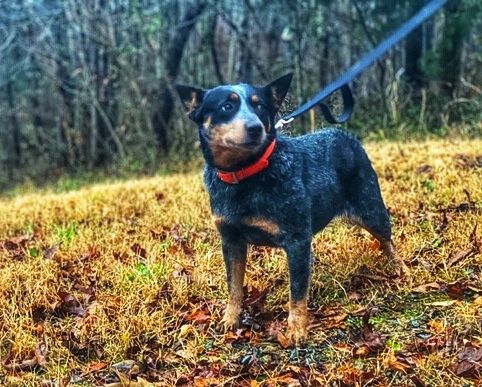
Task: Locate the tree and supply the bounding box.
[152,0,206,151]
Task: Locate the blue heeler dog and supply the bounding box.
[176,74,409,345]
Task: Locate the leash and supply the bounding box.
[275,0,448,129]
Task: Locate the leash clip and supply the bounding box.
[275,117,294,129]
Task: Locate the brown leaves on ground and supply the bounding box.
[352,308,387,357]
[454,346,482,378]
[454,153,482,170]
[266,320,291,348]
[445,224,480,268]
[2,340,47,372]
[1,140,481,385]
[1,233,37,260]
[150,223,196,256]
[411,279,482,301]
[130,243,147,259]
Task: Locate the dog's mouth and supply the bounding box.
[225,139,260,148]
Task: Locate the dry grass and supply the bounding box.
[0,138,481,386]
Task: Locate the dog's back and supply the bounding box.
[288,129,382,232]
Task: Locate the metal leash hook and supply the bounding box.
[274,117,294,129]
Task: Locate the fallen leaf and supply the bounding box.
[428,320,446,334]
[131,243,147,259]
[454,346,482,378]
[445,226,479,268]
[416,164,433,175]
[353,307,386,356]
[155,191,165,201]
[411,282,440,293]
[410,374,426,387]
[4,240,19,251]
[384,353,412,374]
[44,245,59,260]
[184,307,210,324]
[454,154,482,170]
[243,286,268,315]
[276,331,291,349]
[408,336,446,353]
[313,305,348,329]
[354,345,370,357]
[2,340,47,372]
[83,361,108,373]
[350,265,391,289]
[444,281,466,300]
[112,359,141,375]
[35,341,47,367]
[266,320,290,348]
[369,238,381,251]
[53,291,85,317]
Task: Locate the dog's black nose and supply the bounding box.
[247,124,263,138]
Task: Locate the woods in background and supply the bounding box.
[0,0,481,188]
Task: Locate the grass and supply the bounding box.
[0,138,481,386]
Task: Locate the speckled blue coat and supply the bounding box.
[176,76,406,342]
[204,129,391,247]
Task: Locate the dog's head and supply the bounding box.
[176,74,292,170]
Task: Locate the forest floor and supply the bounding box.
[0,138,481,386]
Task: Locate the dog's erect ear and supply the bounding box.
[264,73,293,113]
[175,84,205,120]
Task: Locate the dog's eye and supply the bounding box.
[220,102,233,112]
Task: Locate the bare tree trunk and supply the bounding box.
[152,0,206,151]
[352,0,386,92]
[237,5,252,83]
[438,0,475,97]
[6,81,21,165]
[54,2,75,168]
[209,13,225,84]
[405,0,425,90]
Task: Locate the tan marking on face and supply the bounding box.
[287,297,308,345]
[229,93,239,101]
[243,218,280,235]
[203,115,212,130]
[251,94,260,103]
[208,119,261,169]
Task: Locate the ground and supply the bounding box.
[0,138,481,386]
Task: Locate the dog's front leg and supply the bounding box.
[285,240,312,345]
[220,238,247,331]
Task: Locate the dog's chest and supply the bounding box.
[213,213,281,247]
[209,184,284,246]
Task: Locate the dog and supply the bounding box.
[175,74,409,344]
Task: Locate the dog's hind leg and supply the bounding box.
[346,167,410,277]
[356,220,410,277]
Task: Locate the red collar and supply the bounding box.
[217,139,277,184]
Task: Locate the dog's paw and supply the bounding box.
[392,260,411,279]
[220,306,240,331]
[287,311,308,346]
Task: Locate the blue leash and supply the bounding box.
[275,0,448,128]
